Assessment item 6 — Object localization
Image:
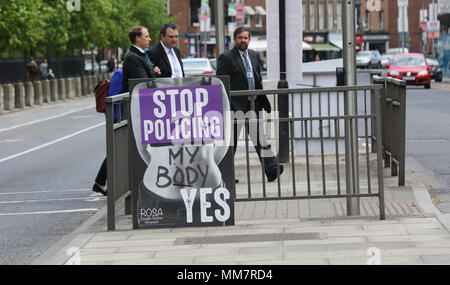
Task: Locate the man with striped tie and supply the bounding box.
[148,23,185,78]
[217,27,284,182]
[122,26,161,92]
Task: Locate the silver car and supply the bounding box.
[356,50,382,69]
[181,58,215,76]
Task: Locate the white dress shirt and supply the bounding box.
[161,42,183,78]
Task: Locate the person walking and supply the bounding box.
[92,68,124,196]
[39,59,49,79]
[217,27,284,182]
[122,25,161,92]
[148,23,184,78]
[26,57,39,81]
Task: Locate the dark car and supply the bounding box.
[426,58,443,82]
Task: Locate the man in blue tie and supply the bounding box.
[148,23,185,78]
[217,27,284,182]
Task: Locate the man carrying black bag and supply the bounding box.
[217,27,283,182]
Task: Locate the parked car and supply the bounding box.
[84,60,108,75]
[356,50,381,69]
[387,53,431,89]
[209,58,217,71]
[380,54,394,69]
[181,58,215,76]
[426,58,443,82]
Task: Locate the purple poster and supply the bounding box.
[139,85,223,145]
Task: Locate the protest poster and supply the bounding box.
[129,77,235,229]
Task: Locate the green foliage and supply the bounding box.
[0,0,177,57]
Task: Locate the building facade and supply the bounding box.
[168,0,267,58]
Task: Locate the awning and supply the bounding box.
[244,6,255,15]
[255,6,266,15]
[329,39,343,50]
[303,41,312,50]
[311,43,340,52]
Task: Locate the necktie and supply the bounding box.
[169,49,181,78]
[145,53,153,69]
[242,52,254,90]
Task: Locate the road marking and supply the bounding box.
[0,196,106,204]
[407,139,447,143]
[0,122,105,164]
[0,189,90,195]
[0,105,95,134]
[0,208,98,216]
[0,139,24,143]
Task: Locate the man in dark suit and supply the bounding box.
[217,27,283,182]
[122,26,161,91]
[148,23,184,78]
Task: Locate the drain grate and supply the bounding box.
[175,232,320,245]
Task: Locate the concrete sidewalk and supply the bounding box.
[34,153,450,265]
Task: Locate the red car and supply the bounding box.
[387,53,431,89]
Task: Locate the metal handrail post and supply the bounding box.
[343,0,360,216]
[106,101,116,231]
[398,81,406,185]
[375,86,386,220]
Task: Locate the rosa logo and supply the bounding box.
[367,0,381,12]
[140,208,163,218]
[67,0,81,12]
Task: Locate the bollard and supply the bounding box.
[90,75,96,94]
[24,81,34,106]
[66,78,75,99]
[3,84,14,111]
[58,78,66,101]
[15,82,25,109]
[34,80,43,105]
[0,84,3,113]
[74,77,82,97]
[42,80,50,103]
[50,79,58,102]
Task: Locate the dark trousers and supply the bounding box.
[233,101,277,174]
[95,158,107,186]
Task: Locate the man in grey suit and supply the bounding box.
[217,27,283,182]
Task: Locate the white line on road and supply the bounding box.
[0,189,90,195]
[0,122,105,164]
[0,105,95,134]
[0,196,106,204]
[0,208,98,216]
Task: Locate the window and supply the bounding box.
[255,14,262,27]
[336,1,342,30]
[365,10,371,29]
[379,10,384,30]
[328,1,334,29]
[319,2,325,30]
[310,1,315,30]
[190,0,201,26]
[303,1,306,31]
[244,14,251,27]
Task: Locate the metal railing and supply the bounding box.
[105,93,131,231]
[372,76,406,186]
[103,76,408,229]
[230,85,386,220]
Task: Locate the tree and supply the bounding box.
[129,0,178,45]
[0,0,46,56]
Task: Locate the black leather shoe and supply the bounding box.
[266,164,284,182]
[92,183,107,196]
[235,179,239,184]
